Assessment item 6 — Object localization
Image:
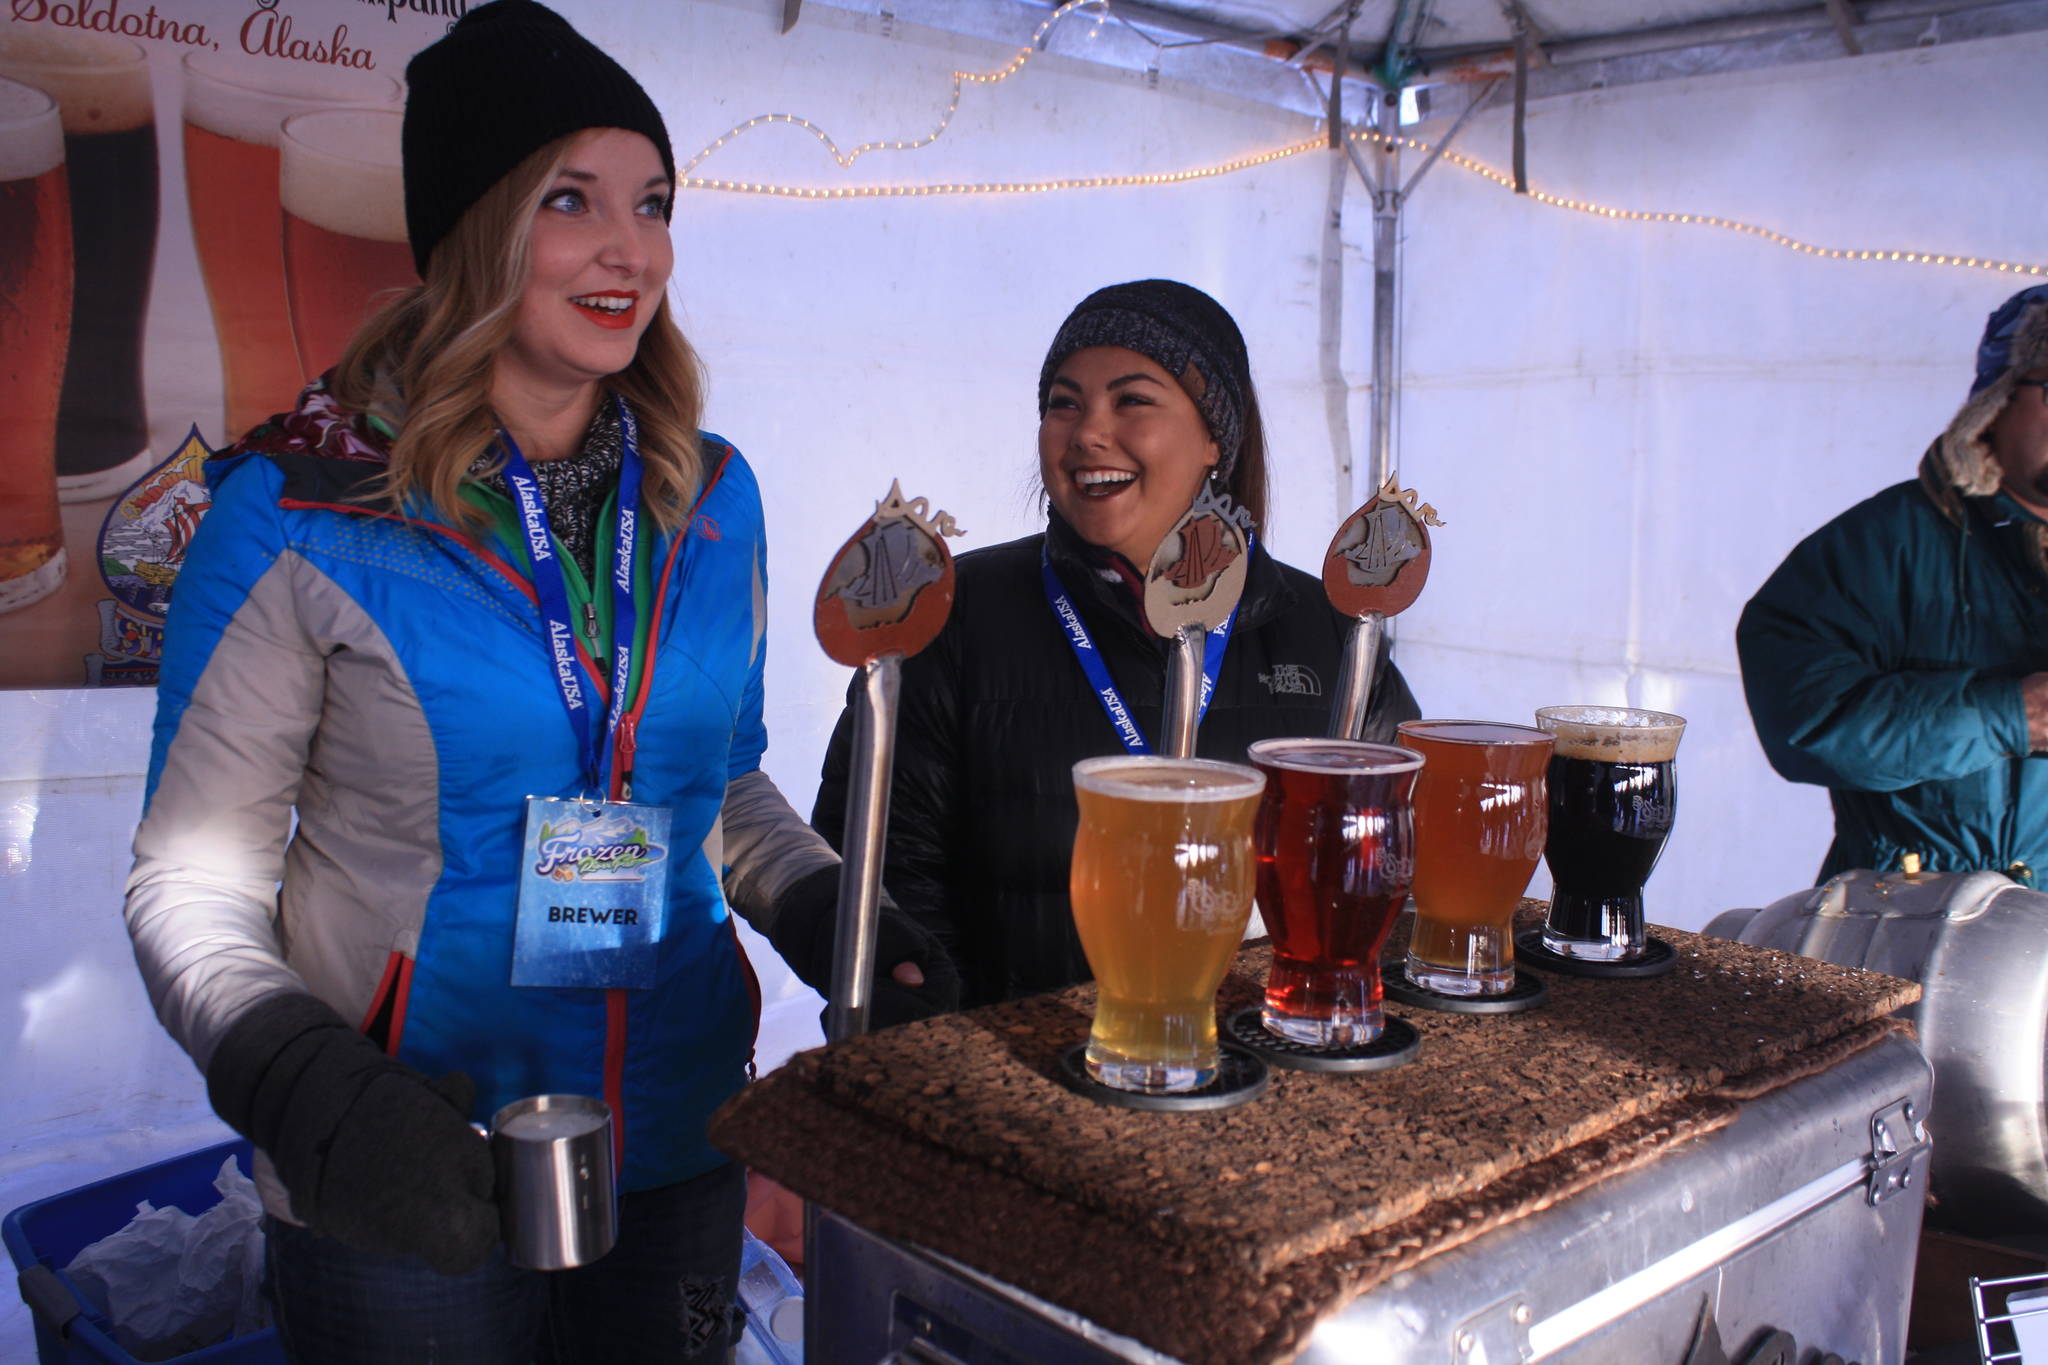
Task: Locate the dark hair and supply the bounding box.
[1231,385,1269,531]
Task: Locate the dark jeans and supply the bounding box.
[266,1160,747,1365]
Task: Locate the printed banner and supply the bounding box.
[0,0,462,688]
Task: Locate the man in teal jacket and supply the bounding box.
[1739,284,2048,883]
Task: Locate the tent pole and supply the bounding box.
[1367,93,1401,494]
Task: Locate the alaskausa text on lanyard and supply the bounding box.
[1039,544,1241,756]
[503,397,674,992]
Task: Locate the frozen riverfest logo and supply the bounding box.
[533,807,668,884]
[90,427,213,687]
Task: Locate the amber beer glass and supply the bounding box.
[1248,739,1421,1045]
[280,109,416,380]
[181,53,397,442]
[1396,721,1553,995]
[0,79,70,613]
[1535,706,1685,961]
[1070,756,1265,1093]
[0,33,156,500]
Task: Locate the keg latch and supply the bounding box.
[1867,1097,1929,1206]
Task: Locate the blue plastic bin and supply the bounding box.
[3,1140,282,1365]
[736,1229,804,1365]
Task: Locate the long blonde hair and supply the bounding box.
[332,133,706,533]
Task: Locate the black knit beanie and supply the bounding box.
[402,0,675,273]
[1036,279,1253,477]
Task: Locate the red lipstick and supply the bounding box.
[570,290,638,330]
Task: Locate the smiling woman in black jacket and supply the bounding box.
[814,280,1419,1009]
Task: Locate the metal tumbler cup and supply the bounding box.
[489,1094,617,1270]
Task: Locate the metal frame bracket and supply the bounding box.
[1867,1098,1927,1206]
[1454,1293,1535,1364]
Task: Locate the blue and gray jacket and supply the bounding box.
[125,397,837,1202]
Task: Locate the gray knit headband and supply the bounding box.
[1036,281,1250,478]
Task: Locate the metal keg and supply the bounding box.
[1704,867,2048,1233]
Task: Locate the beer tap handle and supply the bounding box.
[826,652,901,1043]
[812,482,963,1042]
[1327,611,1385,740]
[1161,623,1205,759]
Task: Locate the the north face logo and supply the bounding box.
[1259,664,1321,697]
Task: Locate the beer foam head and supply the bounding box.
[1073,756,1266,803]
[1535,706,1686,763]
[0,32,150,136]
[0,78,62,181]
[181,49,398,148]
[281,109,406,244]
[1248,738,1422,777]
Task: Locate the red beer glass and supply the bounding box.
[1249,738,1423,1046]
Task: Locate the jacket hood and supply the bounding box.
[1930,296,2048,497]
[208,373,395,501]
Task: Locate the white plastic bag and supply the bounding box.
[64,1156,270,1361]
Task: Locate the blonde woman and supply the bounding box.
[123,3,954,1360]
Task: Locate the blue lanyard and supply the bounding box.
[1039,542,1240,756]
[499,398,643,794]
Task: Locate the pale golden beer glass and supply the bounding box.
[180,52,397,442]
[280,108,415,381]
[1071,756,1265,1093]
[0,32,155,500]
[0,78,70,613]
[1396,720,1553,996]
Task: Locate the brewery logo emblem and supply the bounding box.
[813,480,962,667]
[1147,481,1254,614]
[1259,663,1322,697]
[88,427,215,687]
[531,805,668,884]
[1322,476,1444,621]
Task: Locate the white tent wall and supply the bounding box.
[1391,28,2048,930]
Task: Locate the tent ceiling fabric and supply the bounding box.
[800,0,2048,110]
[1149,0,1805,50]
[1023,0,2048,98]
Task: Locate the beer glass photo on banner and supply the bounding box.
[0,0,445,690]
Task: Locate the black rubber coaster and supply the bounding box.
[1515,930,1679,980]
[1056,1043,1270,1112]
[1223,1008,1421,1074]
[1383,965,1549,1015]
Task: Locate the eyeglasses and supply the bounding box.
[2018,378,2048,408]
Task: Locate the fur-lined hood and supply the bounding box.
[1926,294,2048,497]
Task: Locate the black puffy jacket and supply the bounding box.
[812,516,1420,1009]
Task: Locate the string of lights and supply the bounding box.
[679,135,1325,198]
[1377,132,2048,276]
[680,124,2044,277]
[679,0,1108,176]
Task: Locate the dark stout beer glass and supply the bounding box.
[0,33,157,500]
[1248,739,1421,1046]
[1534,706,1685,961]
